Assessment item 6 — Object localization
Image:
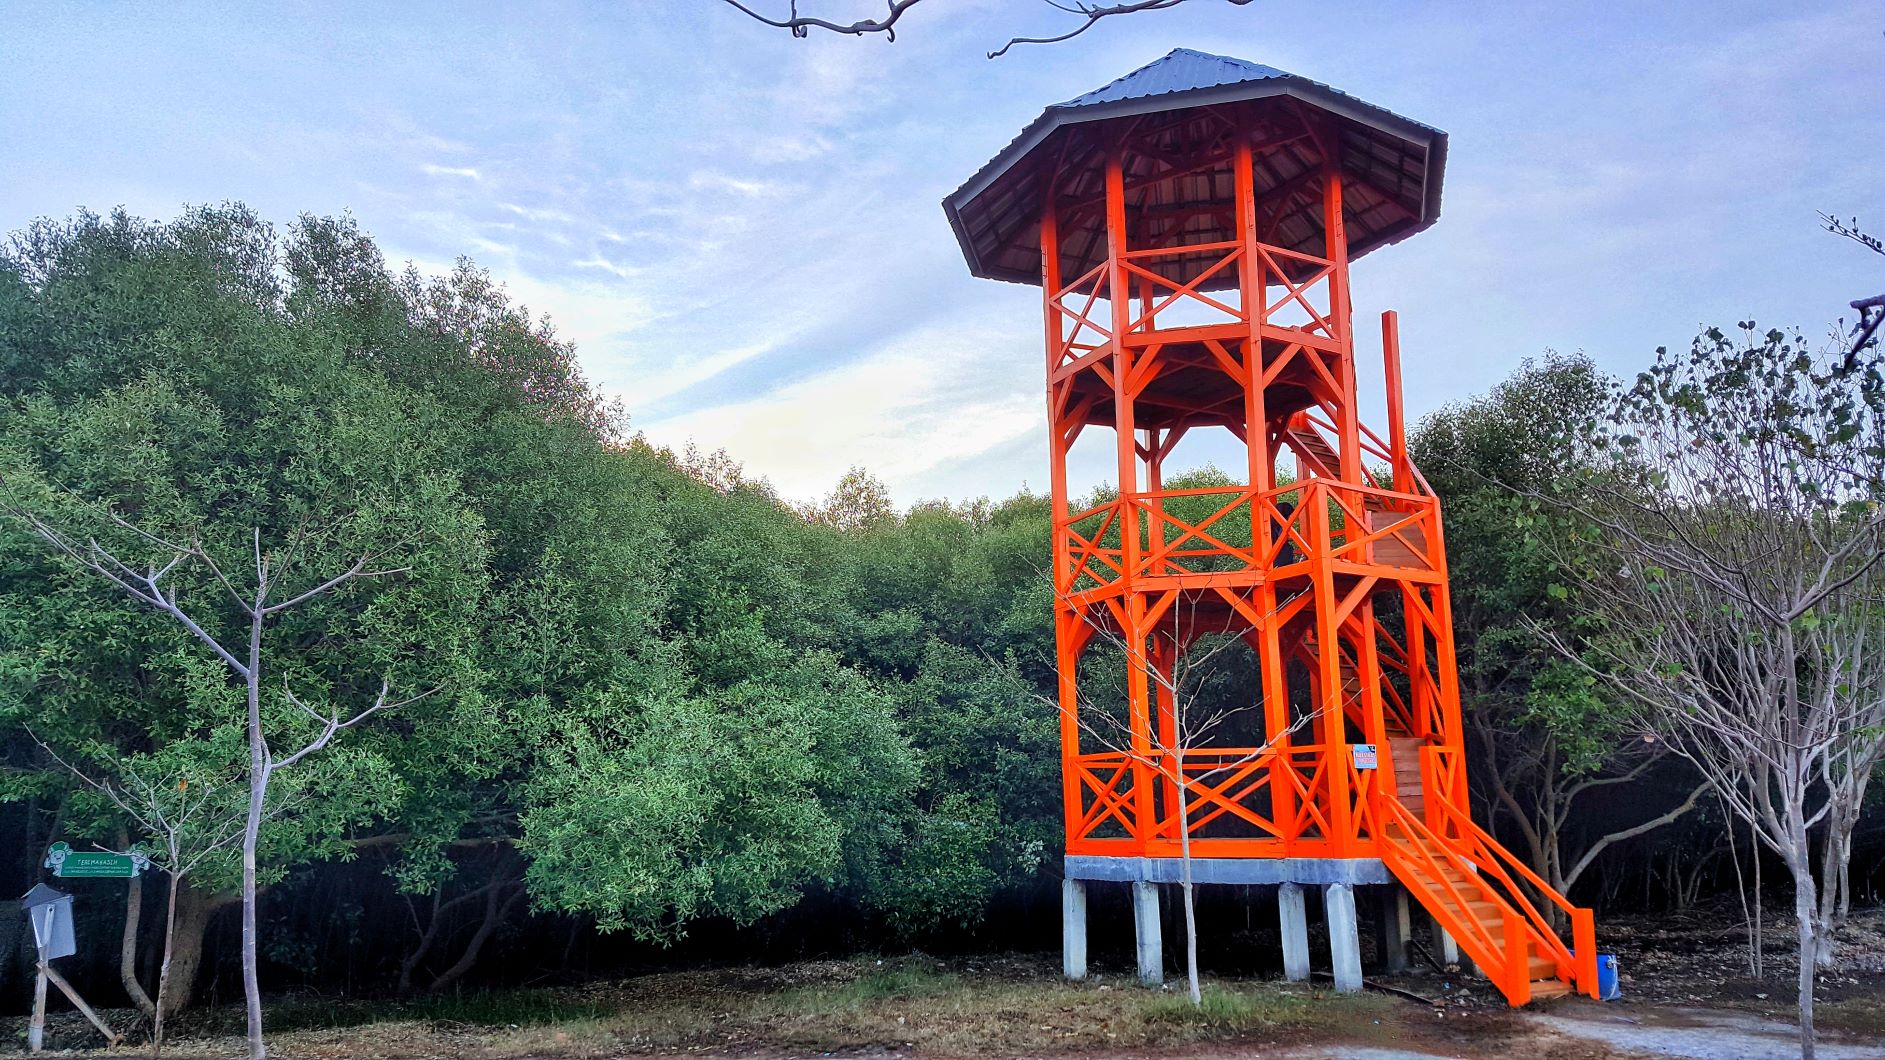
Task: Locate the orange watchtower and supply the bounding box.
[945,49,1598,1005]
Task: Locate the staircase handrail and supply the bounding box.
[1426,793,1576,917]
[1298,409,1439,499]
[1376,794,1542,1003]
[1423,790,1595,989]
[1373,796,1505,962]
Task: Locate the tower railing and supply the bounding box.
[1047,260,1112,379]
[1048,239,1344,355]
[1121,241,1244,335]
[1067,737,1433,860]
[1054,479,1443,599]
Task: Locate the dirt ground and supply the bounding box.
[5,903,1881,1059]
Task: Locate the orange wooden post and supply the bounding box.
[1054,610,1085,853]
[1382,310,1410,495]
[1573,908,1599,997]
[1235,137,1270,495]
[1151,632,1180,841]
[1322,164,1362,484]
[1354,598,1389,839]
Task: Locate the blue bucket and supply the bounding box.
[1596,953,1621,1000]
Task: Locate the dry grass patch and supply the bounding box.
[1,955,1389,1058]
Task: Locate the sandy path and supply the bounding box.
[1534,1003,1880,1060]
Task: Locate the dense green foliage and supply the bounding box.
[0,208,1060,983]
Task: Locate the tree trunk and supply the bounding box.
[242,768,267,1060]
[155,872,179,1053]
[1174,755,1201,1006]
[1786,835,1819,1060]
[119,849,156,1018]
[155,880,226,1015]
[397,891,445,995]
[427,884,524,994]
[242,611,268,1060]
[1753,833,1765,979]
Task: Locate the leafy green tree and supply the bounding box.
[1413,353,1707,904]
[0,206,492,1058]
[865,640,1056,935]
[522,649,915,935]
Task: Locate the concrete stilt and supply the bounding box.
[1132,880,1163,985]
[1062,879,1088,980]
[1372,886,1411,974]
[1433,916,1463,970]
[1325,883,1363,993]
[1278,882,1310,982]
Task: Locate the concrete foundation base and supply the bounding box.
[1324,883,1362,992]
[1067,855,1392,886]
[1057,857,1396,993]
[1132,880,1163,985]
[1278,882,1310,981]
[1062,879,1088,980]
[1374,887,1411,974]
[1434,920,1463,969]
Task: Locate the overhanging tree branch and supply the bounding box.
[719,0,924,39]
[718,0,1258,57]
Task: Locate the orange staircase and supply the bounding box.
[1375,785,1599,1003]
[1320,645,1598,1005]
[1281,418,1342,481]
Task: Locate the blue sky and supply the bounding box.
[3,2,1880,505]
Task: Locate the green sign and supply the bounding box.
[43,842,147,879]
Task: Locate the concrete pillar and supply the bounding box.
[1372,886,1411,974]
[1278,882,1310,982]
[1433,916,1462,969]
[1325,883,1363,993]
[1062,879,1088,980]
[1132,880,1163,985]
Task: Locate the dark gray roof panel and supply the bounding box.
[1056,48,1290,107]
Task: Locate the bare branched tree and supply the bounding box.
[1821,212,1884,370]
[719,0,1256,58]
[1470,703,1710,912]
[4,502,437,1060]
[1528,324,1885,1060]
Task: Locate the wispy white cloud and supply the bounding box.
[686,171,779,197]
[639,320,1038,503]
[498,201,578,224]
[750,132,833,164]
[570,252,641,282]
[420,163,483,181]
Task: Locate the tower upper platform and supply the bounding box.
[943,48,1448,290]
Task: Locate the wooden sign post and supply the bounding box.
[20,879,121,1052]
[27,962,46,1053]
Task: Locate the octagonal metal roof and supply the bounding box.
[943,48,1449,288]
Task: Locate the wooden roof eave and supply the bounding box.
[944,78,1448,288]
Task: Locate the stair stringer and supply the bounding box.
[1374,792,1599,1005]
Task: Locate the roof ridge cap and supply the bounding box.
[1052,47,1188,109]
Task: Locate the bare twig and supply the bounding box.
[717,0,1258,58]
[991,0,1255,59]
[272,680,438,771]
[719,0,924,39]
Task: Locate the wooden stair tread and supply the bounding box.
[1528,979,1572,1000]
